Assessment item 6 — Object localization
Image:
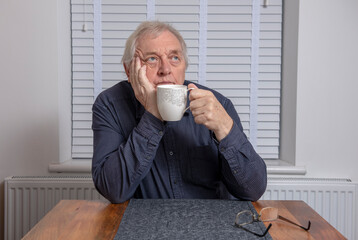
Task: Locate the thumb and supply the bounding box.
[139,65,147,79]
[188,83,199,101]
[188,83,198,89]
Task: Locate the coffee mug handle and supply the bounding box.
[183,88,195,113]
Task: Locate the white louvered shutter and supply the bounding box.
[70,0,282,159]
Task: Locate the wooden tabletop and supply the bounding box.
[23,199,346,240]
[252,200,346,240]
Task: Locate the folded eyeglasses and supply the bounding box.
[234,207,311,237]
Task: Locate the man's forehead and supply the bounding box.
[139,49,183,57]
[136,31,182,52]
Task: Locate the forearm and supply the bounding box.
[219,122,267,201]
[92,110,164,203]
[217,98,267,201]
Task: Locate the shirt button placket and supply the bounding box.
[167,150,181,197]
[163,126,183,198]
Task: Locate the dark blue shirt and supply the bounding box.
[92,81,267,203]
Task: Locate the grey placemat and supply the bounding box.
[114,199,272,240]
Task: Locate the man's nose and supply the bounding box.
[158,58,171,76]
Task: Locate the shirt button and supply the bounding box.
[220,147,225,152]
[158,131,163,136]
[174,180,177,184]
[169,151,174,156]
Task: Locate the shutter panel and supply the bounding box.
[206,1,252,137]
[206,0,282,158]
[71,0,147,158]
[257,0,282,158]
[70,0,282,159]
[71,0,95,158]
[101,0,147,90]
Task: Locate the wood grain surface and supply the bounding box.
[22,200,346,240]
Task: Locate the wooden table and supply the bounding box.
[22,200,346,240]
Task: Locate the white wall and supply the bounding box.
[0,1,357,240]
[295,0,358,182]
[0,1,60,239]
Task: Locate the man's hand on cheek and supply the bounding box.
[129,57,162,120]
[188,83,233,141]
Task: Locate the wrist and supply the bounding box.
[214,118,233,142]
[146,106,163,121]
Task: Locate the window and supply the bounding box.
[70,0,282,160]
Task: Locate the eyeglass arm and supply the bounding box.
[236,223,272,237]
[278,215,311,231]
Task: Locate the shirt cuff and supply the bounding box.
[136,111,165,143]
[217,122,248,160]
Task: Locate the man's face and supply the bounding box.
[135,30,186,87]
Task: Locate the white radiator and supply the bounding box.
[4,175,106,240]
[4,176,357,240]
[261,177,357,240]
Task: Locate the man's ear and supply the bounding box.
[123,63,130,78]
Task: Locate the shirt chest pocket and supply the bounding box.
[181,145,220,187]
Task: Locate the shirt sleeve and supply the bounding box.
[91,100,165,203]
[217,98,267,201]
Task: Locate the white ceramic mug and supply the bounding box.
[157,85,193,121]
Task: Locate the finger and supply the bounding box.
[191,104,216,121]
[193,112,213,127]
[189,88,212,101]
[191,107,206,118]
[188,83,198,89]
[135,56,141,72]
[138,65,148,86]
[190,95,215,111]
[129,57,142,85]
[187,83,197,100]
[190,99,207,115]
[129,58,136,83]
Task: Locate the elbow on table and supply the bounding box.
[250,186,266,202]
[248,160,268,201]
[94,182,132,204]
[235,174,267,202]
[106,194,130,204]
[92,171,132,204]
[249,176,267,202]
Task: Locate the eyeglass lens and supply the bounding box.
[260,207,279,221]
[235,210,254,226]
[260,207,311,231]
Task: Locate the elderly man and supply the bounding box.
[92,21,267,203]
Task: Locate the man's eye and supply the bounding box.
[171,56,180,61]
[146,57,157,62]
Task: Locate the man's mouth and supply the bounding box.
[157,82,175,86]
